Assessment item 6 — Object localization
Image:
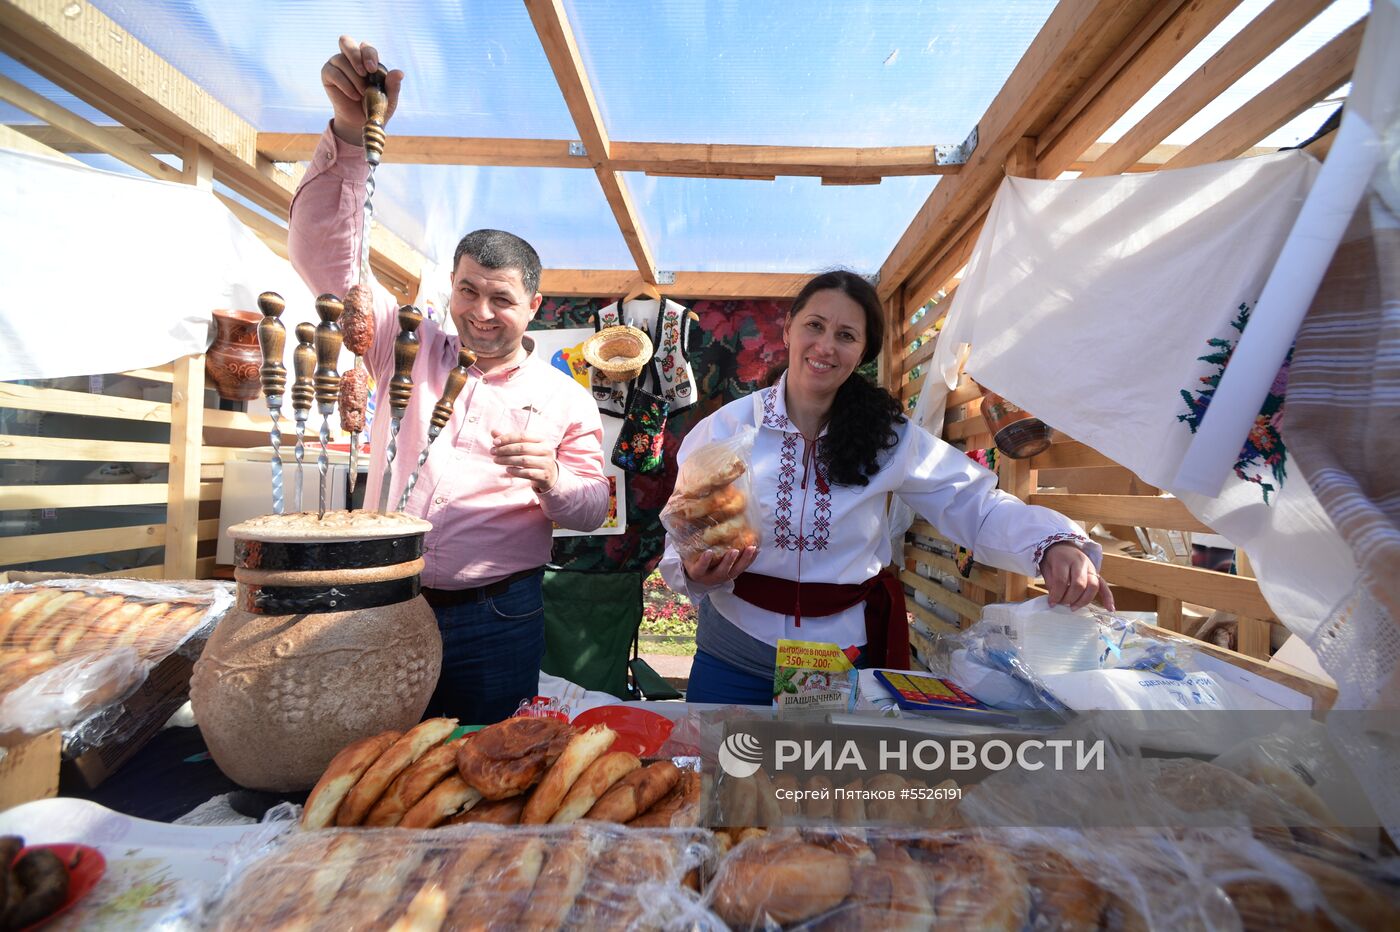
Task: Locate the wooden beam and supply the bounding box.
[537,269,807,299]
[909,602,961,640]
[1068,141,1274,172]
[879,0,1164,298]
[905,545,1002,593]
[1164,18,1365,170]
[1029,493,1213,532]
[1085,0,1333,177]
[0,0,425,294]
[0,122,76,159]
[5,122,159,154]
[0,72,181,182]
[1035,0,1192,162]
[1030,440,1116,471]
[904,216,981,316]
[1037,0,1244,179]
[0,523,166,566]
[256,134,958,181]
[524,0,657,283]
[900,569,984,623]
[0,434,168,463]
[1100,551,1274,617]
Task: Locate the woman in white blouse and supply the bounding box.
[660,270,1112,706]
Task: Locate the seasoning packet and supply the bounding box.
[774,639,860,713]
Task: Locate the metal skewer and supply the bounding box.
[399,346,476,512]
[312,293,344,519]
[343,66,389,509]
[256,292,287,515]
[291,322,316,513]
[378,305,423,513]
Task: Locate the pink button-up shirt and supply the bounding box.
[288,125,608,589]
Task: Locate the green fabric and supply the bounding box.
[541,569,642,698]
[630,658,682,701]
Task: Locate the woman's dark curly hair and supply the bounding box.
[781,270,906,487]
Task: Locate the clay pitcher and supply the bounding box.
[206,308,263,401]
[191,512,442,791]
[981,390,1054,459]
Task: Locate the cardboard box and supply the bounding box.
[62,646,200,790]
[0,729,61,810]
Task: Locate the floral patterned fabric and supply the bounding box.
[611,388,669,474]
[533,297,791,573]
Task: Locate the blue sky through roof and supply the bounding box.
[624,172,939,274]
[88,0,577,136]
[565,0,1058,146]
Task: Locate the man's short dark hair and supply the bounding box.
[452,229,542,295]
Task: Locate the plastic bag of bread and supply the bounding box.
[660,425,762,561]
[203,822,721,931]
[0,577,233,744]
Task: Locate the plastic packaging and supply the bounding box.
[660,425,761,561]
[706,825,1400,931]
[0,577,233,744]
[203,823,719,931]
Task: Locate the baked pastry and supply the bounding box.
[583,760,681,823]
[364,736,469,827]
[515,829,594,930]
[667,484,746,522]
[447,794,527,826]
[913,834,1029,930]
[456,717,574,800]
[520,724,616,824]
[711,835,853,927]
[398,775,482,829]
[302,730,401,829]
[628,769,703,828]
[682,443,747,496]
[551,751,640,824]
[335,718,458,826]
[1019,846,1110,931]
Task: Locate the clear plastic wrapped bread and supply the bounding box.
[0,577,232,743]
[204,823,717,931]
[660,425,762,560]
[705,826,1400,931]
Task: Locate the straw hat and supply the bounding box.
[583,325,653,383]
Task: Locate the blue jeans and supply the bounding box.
[686,648,775,706]
[424,572,545,725]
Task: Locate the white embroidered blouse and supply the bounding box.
[659,375,1101,650]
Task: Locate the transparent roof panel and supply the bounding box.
[88,0,578,137]
[624,173,939,273]
[565,0,1058,146]
[370,164,635,270]
[1100,0,1367,147]
[0,53,116,125]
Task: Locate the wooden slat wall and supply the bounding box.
[890,0,1361,662]
[2,358,240,579]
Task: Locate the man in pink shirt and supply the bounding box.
[288,37,609,724]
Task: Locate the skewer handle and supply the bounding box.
[256,292,286,400]
[313,293,344,412]
[292,322,316,414]
[363,65,389,166]
[390,305,423,414]
[430,347,477,433]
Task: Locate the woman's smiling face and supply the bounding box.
[783,288,868,402]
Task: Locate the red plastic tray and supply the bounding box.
[570,705,675,758]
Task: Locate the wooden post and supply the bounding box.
[165,354,204,578]
[1156,595,1183,633]
[1237,618,1272,660]
[1000,456,1034,602]
[181,138,214,190]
